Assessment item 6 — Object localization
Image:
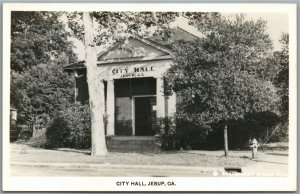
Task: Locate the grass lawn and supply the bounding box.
[11,143,255,167]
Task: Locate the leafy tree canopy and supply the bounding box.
[11,58,74,128]
[67,12,221,46]
[11,11,77,72]
[68,12,178,45]
[274,33,289,119]
[165,14,280,125]
[10,11,78,129]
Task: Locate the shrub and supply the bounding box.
[26,129,47,148]
[156,111,282,150]
[11,62,74,138]
[205,111,282,150]
[153,116,210,150]
[268,121,288,143]
[175,116,211,150]
[152,117,176,150]
[46,104,91,149]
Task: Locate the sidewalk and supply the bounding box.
[9,143,288,177]
[10,161,225,176]
[242,152,288,176]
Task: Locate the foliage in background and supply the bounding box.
[46,104,91,149]
[11,61,74,135]
[67,12,222,47]
[11,11,77,73]
[206,111,281,150]
[67,12,178,46]
[272,34,289,142]
[10,11,77,137]
[152,117,176,150]
[152,112,282,150]
[275,33,289,120]
[174,116,211,150]
[164,14,281,149]
[153,116,212,150]
[25,129,47,148]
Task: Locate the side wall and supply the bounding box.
[75,70,89,104]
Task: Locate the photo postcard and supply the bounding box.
[2,3,297,191]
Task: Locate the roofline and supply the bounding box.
[63,60,86,71]
[176,26,201,39]
[134,37,173,55]
[63,66,86,71]
[145,38,168,49]
[97,55,173,66]
[97,36,173,60]
[96,40,125,59]
[63,55,173,71]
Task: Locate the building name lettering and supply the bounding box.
[112,66,155,78]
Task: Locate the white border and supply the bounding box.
[2,3,297,191]
[1,3,296,13]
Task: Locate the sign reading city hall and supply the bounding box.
[112,66,155,78]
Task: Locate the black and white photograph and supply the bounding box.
[2,3,297,191]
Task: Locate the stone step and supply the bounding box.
[107,140,156,145]
[106,135,156,141]
[105,136,160,152]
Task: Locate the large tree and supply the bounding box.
[165,14,280,156]
[82,13,107,156]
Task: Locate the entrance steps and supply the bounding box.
[105,136,160,152]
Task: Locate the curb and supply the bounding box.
[11,162,225,173]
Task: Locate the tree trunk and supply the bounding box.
[224,124,228,157]
[83,12,107,156]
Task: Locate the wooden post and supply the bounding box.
[83,12,107,156]
[73,71,77,103]
[106,80,115,135]
[156,77,165,118]
[224,124,228,157]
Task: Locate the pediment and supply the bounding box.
[97,37,172,63]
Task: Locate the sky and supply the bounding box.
[70,13,289,61]
[244,13,288,50]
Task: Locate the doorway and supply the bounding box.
[134,96,156,136]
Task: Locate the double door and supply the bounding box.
[134,96,156,136]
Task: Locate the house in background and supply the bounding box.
[64,27,198,150]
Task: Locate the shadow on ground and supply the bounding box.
[55,148,91,155]
[265,152,288,156]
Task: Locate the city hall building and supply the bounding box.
[64,27,197,139]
